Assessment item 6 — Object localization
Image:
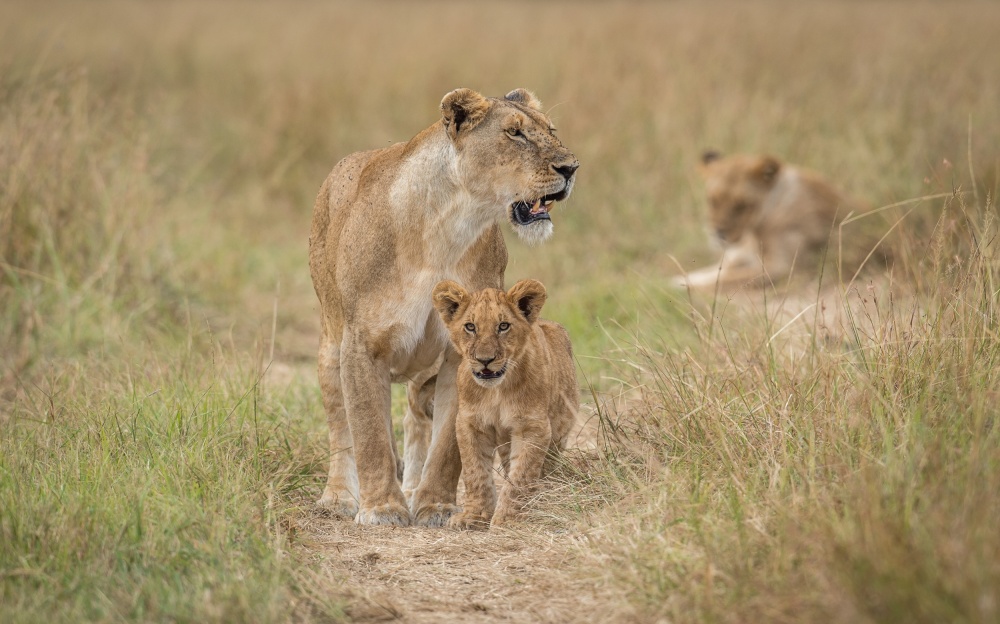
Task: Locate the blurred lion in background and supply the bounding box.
[676,151,885,289]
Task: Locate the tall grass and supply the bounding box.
[0,350,338,623]
[578,190,1000,622]
[1,1,999,621]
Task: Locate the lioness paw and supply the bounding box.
[411,502,461,527]
[448,511,491,531]
[355,502,411,527]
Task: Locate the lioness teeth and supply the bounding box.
[529,198,546,215]
[543,199,553,206]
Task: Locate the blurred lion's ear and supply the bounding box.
[504,88,543,111]
[701,150,722,165]
[754,155,781,185]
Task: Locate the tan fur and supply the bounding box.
[431,279,578,530]
[676,152,864,289]
[309,89,578,526]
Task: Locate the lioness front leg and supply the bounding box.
[448,418,497,531]
[340,331,410,526]
[410,348,463,526]
[492,420,551,527]
[316,334,360,518]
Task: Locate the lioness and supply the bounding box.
[431,279,577,529]
[676,152,864,289]
[308,88,578,526]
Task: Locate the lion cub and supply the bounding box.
[432,279,577,529]
[676,151,867,289]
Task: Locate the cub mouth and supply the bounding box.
[473,365,507,381]
[510,188,569,226]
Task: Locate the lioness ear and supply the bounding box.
[754,155,781,185]
[504,88,543,111]
[432,280,470,324]
[440,88,490,140]
[506,279,547,324]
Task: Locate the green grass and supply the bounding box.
[2,1,1000,621]
[0,345,339,623]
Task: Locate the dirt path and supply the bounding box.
[283,409,606,623]
[293,513,601,623]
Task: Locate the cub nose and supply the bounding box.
[475,356,495,368]
[552,162,579,180]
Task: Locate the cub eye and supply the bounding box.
[497,322,511,332]
[733,201,750,213]
[464,323,476,333]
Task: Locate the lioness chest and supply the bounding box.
[381,269,456,380]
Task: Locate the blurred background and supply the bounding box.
[2,2,998,622]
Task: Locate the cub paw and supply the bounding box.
[355,502,411,527]
[490,506,521,528]
[316,493,359,519]
[448,511,491,531]
[411,502,461,527]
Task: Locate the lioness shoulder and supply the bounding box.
[431,278,578,529]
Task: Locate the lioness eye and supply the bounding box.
[464,323,476,333]
[498,322,510,332]
[506,128,524,139]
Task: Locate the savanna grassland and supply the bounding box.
[2,2,999,622]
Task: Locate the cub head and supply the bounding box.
[699,151,782,245]
[440,88,579,245]
[432,278,547,389]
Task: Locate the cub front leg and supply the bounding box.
[448,416,497,531]
[410,348,463,526]
[340,331,410,526]
[492,419,551,527]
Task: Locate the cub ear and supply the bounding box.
[440,88,490,140]
[753,155,782,185]
[504,88,543,111]
[432,280,470,325]
[506,279,547,324]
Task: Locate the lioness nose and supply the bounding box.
[552,162,579,180]
[476,356,495,368]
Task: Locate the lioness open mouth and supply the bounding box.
[473,365,507,381]
[510,189,569,226]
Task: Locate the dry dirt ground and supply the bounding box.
[285,417,608,624]
[293,507,602,623]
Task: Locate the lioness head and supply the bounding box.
[440,88,579,245]
[432,279,547,389]
[699,151,782,245]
